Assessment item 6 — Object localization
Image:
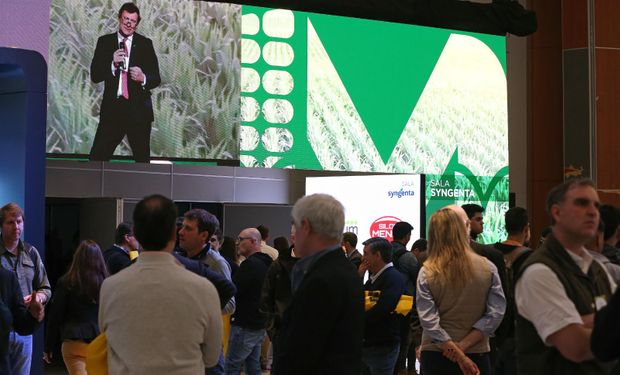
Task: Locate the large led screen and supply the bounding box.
[242,7,509,241]
[47,1,240,161]
[240,6,508,178]
[305,175,423,242]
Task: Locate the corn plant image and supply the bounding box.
[47,0,241,160]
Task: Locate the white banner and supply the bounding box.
[305,174,422,243]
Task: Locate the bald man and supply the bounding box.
[225,228,273,375]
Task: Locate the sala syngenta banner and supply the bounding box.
[242,7,509,242]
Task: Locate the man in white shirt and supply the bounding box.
[515,178,616,375]
[99,194,222,375]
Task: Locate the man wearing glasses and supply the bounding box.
[225,228,273,375]
[89,2,161,163]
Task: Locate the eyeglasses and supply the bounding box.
[122,16,138,26]
[237,236,251,242]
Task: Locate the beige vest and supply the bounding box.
[421,252,492,353]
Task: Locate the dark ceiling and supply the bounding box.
[207,0,537,36]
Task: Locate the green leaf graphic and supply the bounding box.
[309,15,451,163]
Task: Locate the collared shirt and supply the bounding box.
[291,247,340,294]
[115,33,133,97]
[112,244,129,255]
[0,236,51,303]
[516,246,617,344]
[416,259,505,344]
[369,262,394,284]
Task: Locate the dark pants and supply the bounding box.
[494,338,516,375]
[420,351,491,375]
[90,98,151,162]
[363,342,401,375]
[394,314,411,373]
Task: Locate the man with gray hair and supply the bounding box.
[275,194,364,375]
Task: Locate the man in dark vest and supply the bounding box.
[515,178,616,375]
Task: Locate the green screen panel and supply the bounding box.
[240,6,508,177]
[241,7,510,240]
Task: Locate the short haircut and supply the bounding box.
[410,238,428,251]
[118,2,141,23]
[212,228,222,242]
[184,208,220,237]
[540,226,552,239]
[0,203,24,224]
[600,204,620,241]
[504,207,529,235]
[114,222,133,245]
[362,237,393,263]
[133,195,177,251]
[546,178,595,224]
[292,194,344,241]
[342,232,358,248]
[392,221,413,241]
[256,225,269,240]
[461,204,484,219]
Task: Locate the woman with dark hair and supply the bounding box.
[272,236,289,257]
[219,236,240,277]
[44,240,109,375]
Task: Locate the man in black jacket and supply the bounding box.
[225,228,272,375]
[0,268,44,375]
[103,222,138,275]
[276,194,364,375]
[342,232,362,269]
[89,2,161,162]
[362,237,405,375]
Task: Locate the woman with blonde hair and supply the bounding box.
[417,207,505,375]
[44,240,109,374]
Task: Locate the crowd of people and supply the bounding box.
[0,177,619,374]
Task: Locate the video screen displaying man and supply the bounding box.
[89,2,160,163]
[46,0,240,162]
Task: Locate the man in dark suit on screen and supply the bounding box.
[89,2,160,163]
